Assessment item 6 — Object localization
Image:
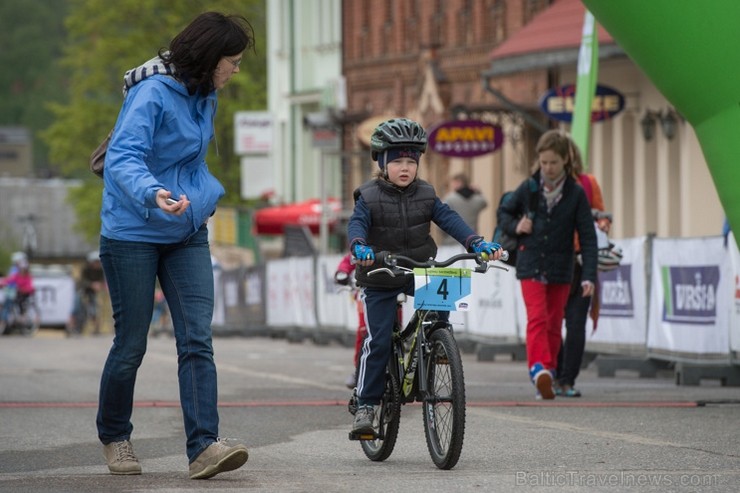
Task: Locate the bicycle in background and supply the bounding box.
[348,250,509,469]
[0,292,40,337]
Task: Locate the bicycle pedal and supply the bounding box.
[348,430,377,441]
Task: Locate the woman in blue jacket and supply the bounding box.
[96,12,254,480]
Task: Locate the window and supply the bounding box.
[482,0,507,45]
[524,0,550,24]
[457,0,472,46]
[429,0,446,46]
[381,0,395,53]
[405,0,421,51]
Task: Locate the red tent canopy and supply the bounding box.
[253,198,341,235]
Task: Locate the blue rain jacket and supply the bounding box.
[101,74,225,243]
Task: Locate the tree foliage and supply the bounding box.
[0,0,68,173]
[43,0,267,241]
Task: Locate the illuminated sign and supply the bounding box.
[539,84,625,123]
[428,120,504,158]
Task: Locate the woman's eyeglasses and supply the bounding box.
[226,57,242,68]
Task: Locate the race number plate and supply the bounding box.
[413,267,472,311]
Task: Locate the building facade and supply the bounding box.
[339,0,725,243]
[266,0,344,206]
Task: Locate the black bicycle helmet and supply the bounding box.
[370,118,427,161]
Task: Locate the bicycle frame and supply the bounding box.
[394,306,444,403]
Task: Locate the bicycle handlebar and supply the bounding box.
[367,250,509,277]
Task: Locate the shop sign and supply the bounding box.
[234,111,273,154]
[539,84,624,123]
[428,120,504,158]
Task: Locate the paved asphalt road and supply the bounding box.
[0,329,739,492]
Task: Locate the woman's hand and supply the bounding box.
[156,189,190,216]
[516,216,532,235]
[581,280,595,297]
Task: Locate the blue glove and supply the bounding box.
[353,243,375,262]
[472,239,501,257]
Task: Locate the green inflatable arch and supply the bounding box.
[583,0,739,244]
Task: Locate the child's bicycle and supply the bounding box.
[347,250,508,470]
[0,292,40,337]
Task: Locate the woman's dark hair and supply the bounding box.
[161,12,255,96]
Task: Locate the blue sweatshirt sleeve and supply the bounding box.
[347,195,371,249]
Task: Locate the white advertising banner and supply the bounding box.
[266,257,316,328]
[727,232,740,356]
[212,267,225,326]
[588,236,649,349]
[34,275,76,326]
[467,264,519,339]
[647,236,732,359]
[315,255,356,332]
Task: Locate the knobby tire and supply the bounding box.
[361,361,401,461]
[422,327,466,469]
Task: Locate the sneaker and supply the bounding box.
[561,385,582,398]
[553,382,563,396]
[189,438,249,480]
[529,363,554,400]
[103,440,141,475]
[352,405,375,434]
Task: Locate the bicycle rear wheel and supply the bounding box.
[361,365,401,461]
[422,327,466,469]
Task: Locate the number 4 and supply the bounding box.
[436,279,449,300]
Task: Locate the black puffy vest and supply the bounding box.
[354,178,438,288]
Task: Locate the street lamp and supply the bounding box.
[640,110,657,141]
[660,109,678,140]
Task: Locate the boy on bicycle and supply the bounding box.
[347,117,503,435]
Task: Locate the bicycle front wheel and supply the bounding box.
[361,365,401,461]
[422,327,466,470]
[19,303,41,337]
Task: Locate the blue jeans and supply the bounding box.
[96,226,218,462]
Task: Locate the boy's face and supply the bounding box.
[386,157,418,187]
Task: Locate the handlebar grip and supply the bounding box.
[500,250,510,262]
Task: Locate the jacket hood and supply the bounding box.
[122,52,177,96]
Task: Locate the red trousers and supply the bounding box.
[520,279,571,371]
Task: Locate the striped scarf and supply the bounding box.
[122,52,176,96]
